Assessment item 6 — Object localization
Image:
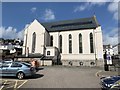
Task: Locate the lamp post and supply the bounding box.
[25,26,29,57]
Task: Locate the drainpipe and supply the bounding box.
[93,28,97,66]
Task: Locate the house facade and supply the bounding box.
[23,16,104,66]
[103,44,114,55]
[113,43,120,55]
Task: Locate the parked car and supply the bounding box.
[0,59,13,64]
[110,80,120,90]
[3,59,13,63]
[0,59,13,67]
[100,76,120,90]
[0,62,36,79]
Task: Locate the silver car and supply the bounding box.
[0,62,36,79]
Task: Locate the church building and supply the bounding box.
[22,16,104,66]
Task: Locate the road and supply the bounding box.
[21,66,102,88]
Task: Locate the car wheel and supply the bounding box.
[17,72,24,80]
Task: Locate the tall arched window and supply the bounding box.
[79,33,82,53]
[32,32,36,53]
[90,33,94,53]
[59,35,62,53]
[50,36,53,46]
[69,34,72,53]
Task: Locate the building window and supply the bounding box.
[90,33,94,53]
[47,51,50,55]
[59,35,62,53]
[32,32,36,53]
[50,36,53,46]
[79,34,82,53]
[69,34,72,53]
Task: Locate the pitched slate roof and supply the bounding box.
[41,15,100,32]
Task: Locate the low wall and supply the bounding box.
[62,60,104,67]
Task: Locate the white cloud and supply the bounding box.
[43,9,55,21]
[0,26,25,40]
[80,0,119,2]
[107,2,118,20]
[74,1,119,20]
[74,3,91,12]
[74,2,106,12]
[31,7,37,13]
[103,28,118,45]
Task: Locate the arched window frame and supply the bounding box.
[90,33,94,53]
[59,35,62,53]
[69,34,72,53]
[50,35,53,46]
[32,32,36,53]
[79,33,83,53]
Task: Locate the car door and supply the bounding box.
[7,62,22,76]
[0,63,2,76]
[0,63,10,76]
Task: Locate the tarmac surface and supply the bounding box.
[0,66,119,89]
[22,66,102,88]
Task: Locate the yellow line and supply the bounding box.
[95,70,102,77]
[14,80,18,88]
[17,80,28,89]
[0,79,25,81]
[5,85,14,88]
[0,80,7,90]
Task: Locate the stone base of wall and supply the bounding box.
[40,60,52,66]
[62,60,104,67]
[15,58,52,66]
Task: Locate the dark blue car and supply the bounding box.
[100,76,120,90]
[0,62,36,79]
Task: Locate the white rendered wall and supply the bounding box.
[113,45,118,55]
[23,19,46,54]
[49,27,103,61]
[45,47,55,56]
[94,26,104,60]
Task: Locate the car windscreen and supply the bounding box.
[103,77,120,84]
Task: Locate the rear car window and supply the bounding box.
[11,63,22,67]
[22,62,31,67]
[1,63,10,68]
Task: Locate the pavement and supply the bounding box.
[96,70,119,78]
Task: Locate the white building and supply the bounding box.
[103,44,114,55]
[23,16,104,66]
[113,43,120,55]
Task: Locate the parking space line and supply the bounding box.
[5,85,14,89]
[14,80,18,88]
[0,79,28,89]
[0,80,7,90]
[17,80,28,89]
[0,79,25,81]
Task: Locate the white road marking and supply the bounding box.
[14,80,18,88]
[17,80,28,89]
[6,85,14,88]
[0,79,28,89]
[0,80,7,90]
